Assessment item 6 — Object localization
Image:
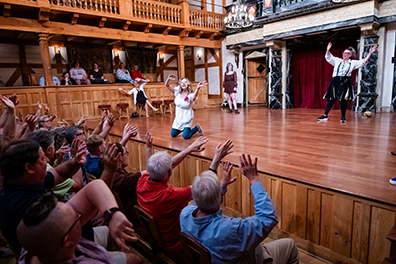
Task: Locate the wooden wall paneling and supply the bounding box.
[270,178,283,228]
[329,196,353,258]
[281,183,307,238]
[256,172,271,216]
[306,188,321,244]
[138,142,147,172]
[129,140,141,171]
[241,172,251,216]
[179,155,197,187]
[368,206,396,264]
[81,89,94,117]
[169,150,180,187]
[351,201,371,263]
[199,159,211,174]
[71,90,83,120]
[320,193,334,249]
[224,167,242,213]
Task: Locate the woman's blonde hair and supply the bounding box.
[179,78,193,93]
[345,47,357,59]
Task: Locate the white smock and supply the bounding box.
[172,86,195,130]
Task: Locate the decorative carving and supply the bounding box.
[359,22,380,37]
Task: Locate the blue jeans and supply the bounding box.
[171,127,199,139]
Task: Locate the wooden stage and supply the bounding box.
[106,106,396,263]
[109,107,396,206]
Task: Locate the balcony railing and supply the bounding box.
[189,9,224,30]
[131,0,181,24]
[50,0,120,14]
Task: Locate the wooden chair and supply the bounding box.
[117,103,129,120]
[136,103,145,117]
[134,205,163,254]
[180,232,211,264]
[98,104,111,114]
[163,99,174,114]
[152,100,163,115]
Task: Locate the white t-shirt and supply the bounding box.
[70,68,87,80]
[172,86,195,130]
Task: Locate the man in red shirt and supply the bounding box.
[137,136,233,258]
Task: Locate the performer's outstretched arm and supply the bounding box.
[165,74,176,94]
[363,45,378,64]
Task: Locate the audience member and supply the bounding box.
[70,62,91,85]
[137,137,234,262]
[180,154,299,264]
[116,62,134,84]
[17,184,142,263]
[118,79,158,117]
[131,65,143,80]
[0,138,86,254]
[61,71,78,85]
[0,73,5,87]
[90,62,109,84]
[37,115,53,131]
[39,76,60,86]
[84,134,105,178]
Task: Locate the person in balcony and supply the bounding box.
[70,61,91,85]
[131,65,143,80]
[116,62,134,84]
[118,78,158,117]
[39,76,60,86]
[61,72,78,86]
[90,62,109,84]
[223,62,240,114]
[317,42,378,123]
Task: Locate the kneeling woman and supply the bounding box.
[119,79,158,117]
[165,74,206,139]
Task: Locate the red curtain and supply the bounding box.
[291,41,357,109]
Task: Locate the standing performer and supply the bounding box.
[165,74,206,139]
[118,79,158,117]
[223,62,240,114]
[317,42,378,123]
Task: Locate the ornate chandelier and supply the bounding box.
[224,2,254,29]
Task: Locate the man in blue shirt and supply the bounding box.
[180,154,299,264]
[39,76,60,86]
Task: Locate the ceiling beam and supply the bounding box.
[144,24,153,33]
[137,43,153,48]
[195,31,203,39]
[179,28,191,38]
[38,7,50,23]
[209,32,218,40]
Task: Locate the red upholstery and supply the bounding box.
[152,100,162,105]
[117,103,129,108]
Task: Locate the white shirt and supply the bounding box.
[127,83,147,105]
[69,68,87,80]
[172,86,195,130]
[325,53,366,77]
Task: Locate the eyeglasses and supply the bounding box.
[61,212,82,247]
[76,131,85,136]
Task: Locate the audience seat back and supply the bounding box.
[180,232,211,264]
[134,205,163,253]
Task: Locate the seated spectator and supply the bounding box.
[61,71,78,85]
[118,79,158,117]
[39,76,60,86]
[180,154,299,264]
[116,62,134,84]
[17,185,142,263]
[90,62,109,84]
[70,61,91,85]
[0,73,4,87]
[37,115,53,131]
[131,65,143,80]
[137,136,233,262]
[84,134,105,178]
[0,139,86,254]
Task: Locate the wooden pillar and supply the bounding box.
[178,0,189,27]
[177,45,185,79]
[38,33,53,86]
[18,44,30,86]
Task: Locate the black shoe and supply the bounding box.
[317,115,328,121]
[235,109,240,114]
[341,117,347,123]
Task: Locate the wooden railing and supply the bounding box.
[189,9,224,30]
[50,0,120,14]
[131,0,182,24]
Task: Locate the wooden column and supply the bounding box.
[177,45,185,79]
[38,33,53,86]
[178,0,190,27]
[18,44,30,86]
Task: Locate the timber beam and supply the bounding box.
[179,28,191,38]
[162,26,172,35]
[123,21,131,30]
[209,32,218,40]
[38,7,50,23]
[144,24,153,33]
[71,13,79,25]
[99,17,107,28]
[0,17,222,48]
[4,4,11,17]
[195,31,203,39]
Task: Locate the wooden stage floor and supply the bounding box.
[107,107,396,206]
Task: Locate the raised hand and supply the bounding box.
[145,131,153,159]
[197,81,207,90]
[8,94,19,106]
[1,95,15,110]
[36,101,43,110]
[214,139,234,162]
[167,74,176,81]
[327,42,332,51]
[77,114,89,126]
[369,45,378,54]
[57,119,69,128]
[70,138,87,165]
[107,113,115,127]
[220,161,237,188]
[55,142,70,162]
[108,211,138,251]
[239,154,259,184]
[103,143,122,172]
[188,136,209,153]
[123,123,138,139]
[25,114,38,131]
